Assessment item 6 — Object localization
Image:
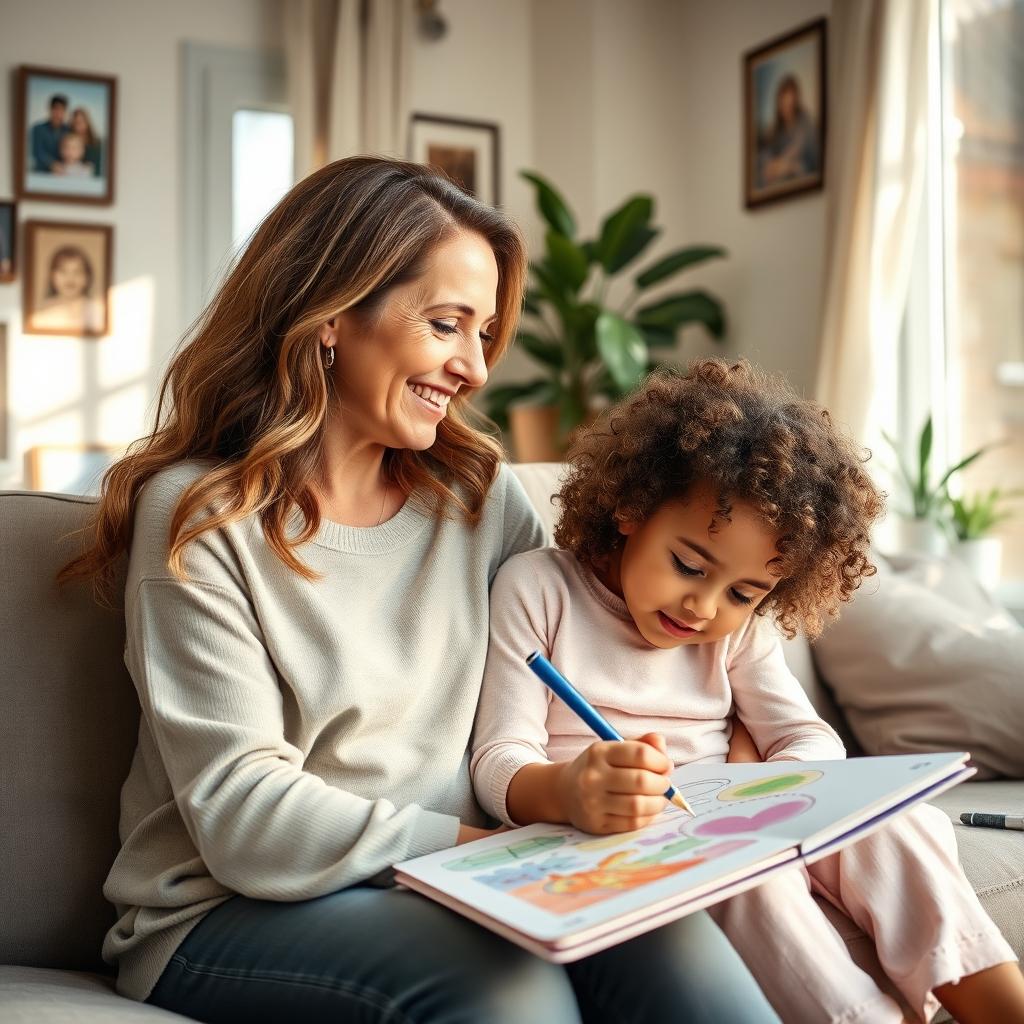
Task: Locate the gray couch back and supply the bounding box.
[1,492,135,973]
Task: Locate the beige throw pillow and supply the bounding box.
[812,553,1024,780]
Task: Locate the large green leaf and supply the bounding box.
[595,312,648,392]
[566,302,600,362]
[596,195,654,272]
[517,331,565,369]
[635,289,725,338]
[523,290,542,316]
[605,226,660,275]
[521,170,576,238]
[545,231,589,292]
[634,245,727,289]
[638,323,677,348]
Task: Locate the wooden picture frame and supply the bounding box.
[25,443,123,495]
[408,113,501,206]
[14,64,117,206]
[743,19,827,209]
[0,201,16,282]
[23,219,113,338]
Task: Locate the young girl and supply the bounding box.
[472,359,1024,1024]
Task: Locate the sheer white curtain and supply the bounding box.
[815,0,933,443]
[284,0,412,178]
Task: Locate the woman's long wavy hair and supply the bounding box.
[58,156,527,606]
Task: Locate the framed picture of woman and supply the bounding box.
[14,65,117,205]
[743,19,827,209]
[23,220,113,337]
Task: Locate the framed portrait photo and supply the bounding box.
[0,201,16,282]
[23,219,113,338]
[14,65,117,205]
[26,443,123,495]
[409,113,501,206]
[744,19,827,209]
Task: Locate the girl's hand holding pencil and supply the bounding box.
[554,732,679,835]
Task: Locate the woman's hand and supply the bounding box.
[556,732,673,835]
[726,717,762,763]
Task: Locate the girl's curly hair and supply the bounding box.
[554,358,885,639]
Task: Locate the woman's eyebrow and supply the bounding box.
[677,537,773,590]
[424,302,496,322]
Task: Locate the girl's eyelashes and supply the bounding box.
[671,553,701,577]
[671,552,755,606]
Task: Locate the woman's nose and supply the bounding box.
[449,334,489,389]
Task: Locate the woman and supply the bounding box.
[758,74,820,187]
[69,106,102,175]
[59,157,779,1022]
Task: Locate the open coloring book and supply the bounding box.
[395,752,974,962]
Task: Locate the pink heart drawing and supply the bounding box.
[693,796,812,837]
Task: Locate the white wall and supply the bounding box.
[0,0,281,487]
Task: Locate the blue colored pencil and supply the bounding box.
[525,650,694,816]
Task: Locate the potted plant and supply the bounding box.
[485,170,728,461]
[883,415,993,557]
[944,487,1022,591]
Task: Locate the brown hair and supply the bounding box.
[554,359,885,639]
[58,156,527,606]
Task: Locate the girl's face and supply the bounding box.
[51,255,89,299]
[610,480,781,649]
[322,229,497,452]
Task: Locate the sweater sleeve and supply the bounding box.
[471,554,555,824]
[727,617,846,763]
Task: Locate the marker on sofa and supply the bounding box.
[525,650,694,816]
[960,812,1024,831]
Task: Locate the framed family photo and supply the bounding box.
[409,113,500,206]
[26,443,123,495]
[14,65,117,205]
[23,219,113,337]
[0,201,15,282]
[743,19,827,209]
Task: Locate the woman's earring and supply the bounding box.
[322,344,335,370]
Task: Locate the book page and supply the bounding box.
[396,751,968,945]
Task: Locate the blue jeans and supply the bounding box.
[147,887,780,1023]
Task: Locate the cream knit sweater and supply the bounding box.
[102,460,545,1001]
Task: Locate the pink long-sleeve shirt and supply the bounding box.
[471,547,845,825]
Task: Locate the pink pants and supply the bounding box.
[709,805,1017,1023]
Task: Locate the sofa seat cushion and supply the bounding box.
[0,967,195,1022]
[929,779,1024,957]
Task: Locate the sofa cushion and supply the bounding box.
[0,492,135,972]
[0,967,194,1022]
[812,552,1024,779]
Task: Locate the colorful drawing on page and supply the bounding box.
[687,795,815,838]
[717,770,822,802]
[508,839,754,915]
[473,854,585,892]
[442,834,569,871]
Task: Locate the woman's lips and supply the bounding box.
[657,610,699,638]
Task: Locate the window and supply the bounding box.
[231,109,294,255]
[937,0,1024,585]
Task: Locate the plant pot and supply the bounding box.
[950,537,1002,592]
[509,403,563,463]
[897,517,947,557]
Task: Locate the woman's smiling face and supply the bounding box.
[322,228,498,452]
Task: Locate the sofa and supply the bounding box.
[2,462,1022,1022]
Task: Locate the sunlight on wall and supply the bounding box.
[6,274,156,490]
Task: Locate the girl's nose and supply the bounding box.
[683,590,716,623]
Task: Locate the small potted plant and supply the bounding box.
[485,170,728,461]
[883,415,993,557]
[945,487,1022,591]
